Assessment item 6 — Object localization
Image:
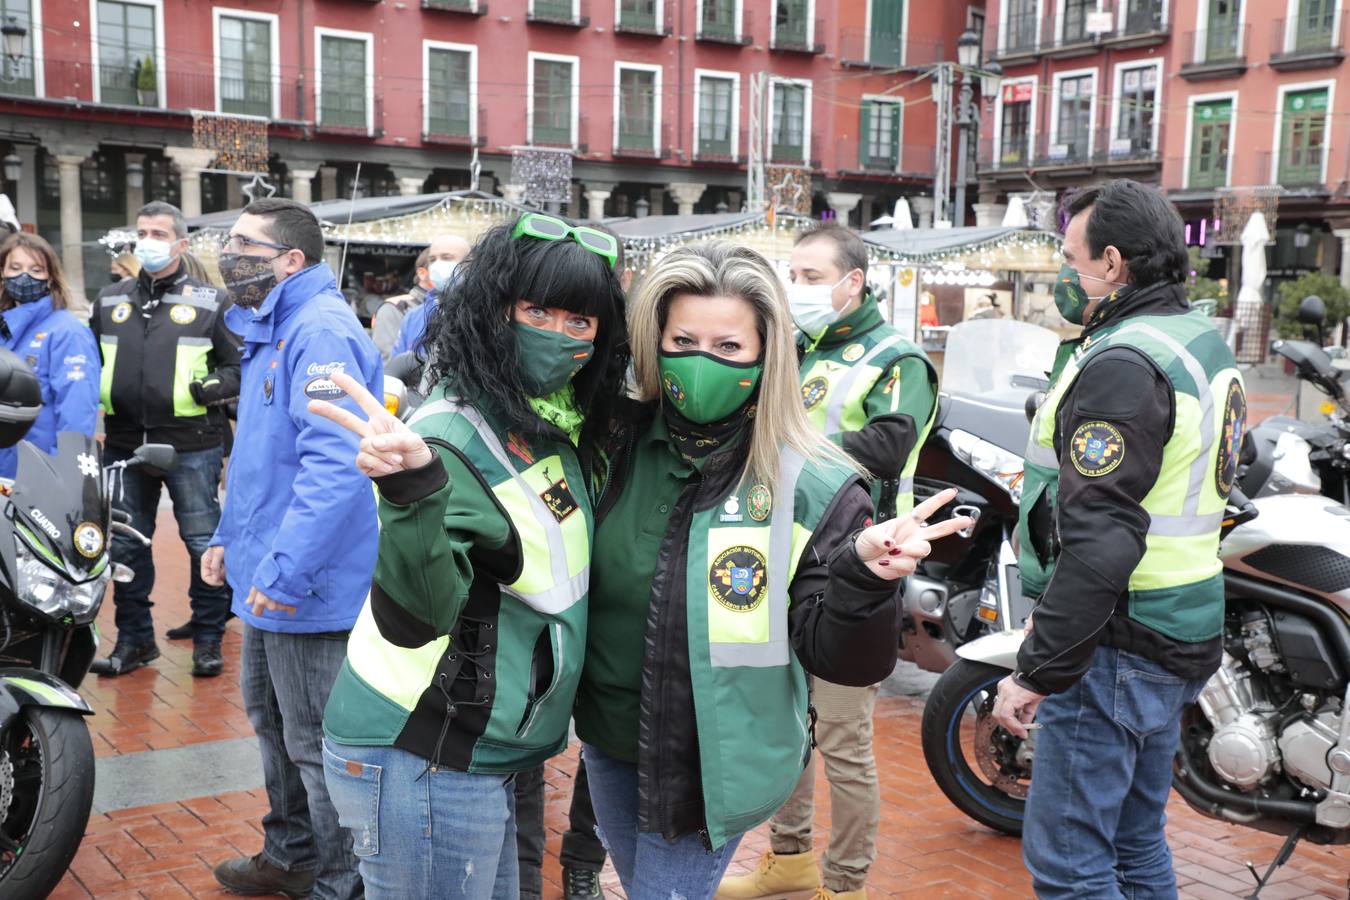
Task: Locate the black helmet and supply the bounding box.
[0,347,41,449]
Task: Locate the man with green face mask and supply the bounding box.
[993,180,1245,899]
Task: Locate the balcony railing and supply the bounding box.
[1271,16,1347,70]
[422,0,488,13]
[998,8,1049,57]
[615,1,671,36]
[979,128,1163,173]
[771,17,825,53]
[613,122,673,158]
[1258,149,1328,189]
[834,140,937,176]
[697,8,753,45]
[838,30,946,67]
[1180,24,1249,77]
[424,104,488,147]
[528,0,588,27]
[1166,155,1231,191]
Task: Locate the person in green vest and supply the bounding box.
[991,180,1245,898]
[309,214,630,899]
[575,240,970,900]
[720,224,939,900]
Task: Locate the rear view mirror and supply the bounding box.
[132,443,178,473]
[1298,295,1327,326]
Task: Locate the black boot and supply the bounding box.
[192,642,223,678]
[213,853,315,899]
[165,619,194,640]
[89,641,160,677]
[564,867,602,900]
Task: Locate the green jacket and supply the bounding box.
[323,387,593,773]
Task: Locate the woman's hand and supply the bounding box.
[854,488,973,581]
[307,371,434,478]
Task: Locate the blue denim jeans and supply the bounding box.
[241,625,360,900]
[107,443,231,645]
[1023,645,1209,900]
[582,744,742,900]
[323,740,519,900]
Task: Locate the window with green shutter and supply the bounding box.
[320,35,368,128]
[697,76,735,157]
[220,16,271,117]
[0,0,35,97]
[1296,0,1336,51]
[701,0,737,39]
[771,82,806,162]
[1189,99,1232,189]
[532,59,574,145]
[775,0,807,48]
[619,0,657,31]
[618,68,656,152]
[868,0,904,64]
[1205,0,1241,62]
[532,0,574,21]
[97,1,156,106]
[427,48,472,137]
[1280,88,1328,186]
[859,100,900,170]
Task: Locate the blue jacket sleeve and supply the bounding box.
[251,329,383,607]
[46,322,101,438]
[391,308,415,356]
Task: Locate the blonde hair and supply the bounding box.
[112,252,141,279]
[629,240,861,486]
[0,233,74,310]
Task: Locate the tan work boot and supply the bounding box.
[716,850,820,899]
[809,889,867,900]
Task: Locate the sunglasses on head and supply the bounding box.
[511,213,619,270]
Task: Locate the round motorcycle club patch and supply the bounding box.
[841,342,866,362]
[303,375,346,402]
[801,376,829,410]
[110,302,132,324]
[709,545,768,612]
[1216,380,1246,495]
[74,522,104,558]
[747,483,772,521]
[169,304,197,325]
[1070,421,1125,477]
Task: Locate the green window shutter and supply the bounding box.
[776,0,807,46]
[698,77,733,157]
[618,69,655,151]
[620,0,656,30]
[888,101,901,166]
[533,60,573,145]
[1280,88,1328,186]
[428,49,471,136]
[859,103,872,168]
[869,0,904,64]
[1189,99,1231,188]
[1298,0,1336,51]
[321,36,367,128]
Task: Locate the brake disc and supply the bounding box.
[0,750,13,825]
[973,706,1031,799]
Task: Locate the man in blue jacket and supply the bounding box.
[202,198,380,900]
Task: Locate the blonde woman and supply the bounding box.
[573,241,969,899]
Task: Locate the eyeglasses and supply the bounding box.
[511,214,618,270]
[220,234,293,255]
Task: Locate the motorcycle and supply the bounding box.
[920,316,1350,891]
[0,348,176,898]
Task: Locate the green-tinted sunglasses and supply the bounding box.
[511,213,619,269]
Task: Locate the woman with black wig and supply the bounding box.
[312,213,628,899]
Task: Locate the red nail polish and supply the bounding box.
[888,548,901,556]
[879,559,890,567]
[883,540,893,548]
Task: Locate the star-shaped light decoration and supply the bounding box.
[240,173,277,204]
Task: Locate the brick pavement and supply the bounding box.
[51,402,1350,898]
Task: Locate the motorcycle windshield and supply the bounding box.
[11,433,108,582]
[941,319,1061,407]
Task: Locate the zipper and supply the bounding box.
[517,623,564,741]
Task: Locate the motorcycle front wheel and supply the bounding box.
[0,707,95,899]
[920,659,1029,836]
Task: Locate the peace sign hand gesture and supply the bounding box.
[307,372,434,478]
[854,488,973,581]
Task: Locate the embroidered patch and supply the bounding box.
[169,304,197,325]
[1070,421,1125,477]
[841,342,866,363]
[540,476,579,524]
[747,483,772,521]
[111,302,132,324]
[662,371,686,408]
[263,375,274,400]
[710,545,768,612]
[801,376,829,410]
[303,375,344,401]
[1216,379,1246,495]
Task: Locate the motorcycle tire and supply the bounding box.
[921,659,1026,837]
[0,707,95,900]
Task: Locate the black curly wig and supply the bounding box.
[423,217,629,444]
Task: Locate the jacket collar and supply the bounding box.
[810,292,885,349]
[1,296,54,347]
[226,263,336,346]
[1083,280,1190,338]
[136,264,189,302]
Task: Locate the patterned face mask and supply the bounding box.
[3,273,49,305]
[217,252,281,309]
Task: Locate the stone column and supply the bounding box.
[55,153,90,314]
[973,203,1007,228]
[13,143,37,229]
[825,191,862,226]
[584,182,615,222]
[500,182,527,205]
[859,196,875,229]
[290,168,317,205]
[668,181,707,216]
[911,196,935,229]
[124,152,145,223]
[1336,229,1350,291]
[318,165,338,202]
[163,147,218,219]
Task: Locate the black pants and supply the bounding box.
[515,755,607,899]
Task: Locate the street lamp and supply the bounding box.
[1,16,26,85]
[956,28,981,68]
[950,31,1002,228]
[2,153,19,184]
[125,161,144,191]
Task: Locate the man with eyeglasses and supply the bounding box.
[90,200,241,679]
[204,198,381,900]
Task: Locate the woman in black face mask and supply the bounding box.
[309,215,629,899]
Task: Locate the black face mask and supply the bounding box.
[218,252,281,308]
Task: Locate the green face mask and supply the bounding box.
[659,350,762,424]
[512,322,594,397]
[1053,264,1092,325]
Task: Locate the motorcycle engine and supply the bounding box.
[1279,706,1342,793]
[1198,655,1281,790]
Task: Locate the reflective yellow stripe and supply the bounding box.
[346,601,449,712]
[99,336,118,413]
[172,337,211,417]
[823,336,903,435]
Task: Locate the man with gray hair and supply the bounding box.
[90,200,241,678]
